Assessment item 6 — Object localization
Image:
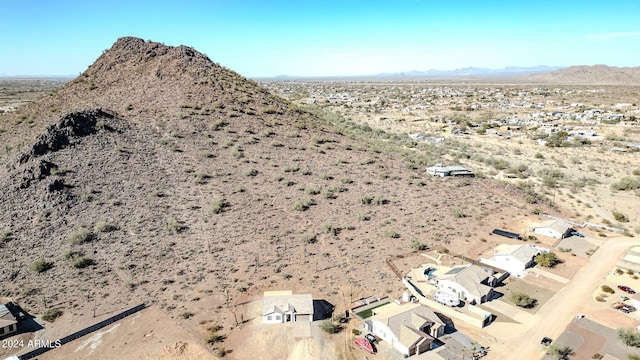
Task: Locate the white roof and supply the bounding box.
[262,292,313,316]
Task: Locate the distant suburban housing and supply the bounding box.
[530,219,573,239]
[262,291,314,323]
[0,303,17,337]
[426,164,474,177]
[433,265,506,304]
[366,302,445,357]
[480,244,549,278]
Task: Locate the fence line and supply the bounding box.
[18,304,146,360]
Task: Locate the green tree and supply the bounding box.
[535,252,560,267]
[618,328,640,347]
[510,291,537,308]
[546,343,573,360]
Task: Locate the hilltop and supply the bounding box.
[0,37,549,359]
[525,64,640,85]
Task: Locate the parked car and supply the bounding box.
[621,305,637,314]
[618,285,636,294]
[570,231,584,238]
[611,302,625,309]
[620,296,630,301]
[541,337,552,346]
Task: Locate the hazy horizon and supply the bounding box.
[1,0,639,77]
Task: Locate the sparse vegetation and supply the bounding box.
[68,228,92,245]
[94,221,116,233]
[618,327,640,347]
[210,197,227,214]
[41,308,63,322]
[601,285,615,293]
[510,291,536,308]
[534,251,560,267]
[30,259,53,273]
[613,210,630,223]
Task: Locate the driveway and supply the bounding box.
[487,236,639,360]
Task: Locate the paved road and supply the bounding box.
[487,236,638,360]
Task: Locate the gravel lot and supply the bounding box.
[543,317,640,360]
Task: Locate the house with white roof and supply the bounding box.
[262,291,314,323]
[0,303,17,338]
[480,244,549,278]
[530,219,573,239]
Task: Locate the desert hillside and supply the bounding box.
[0,37,551,359]
[526,64,640,85]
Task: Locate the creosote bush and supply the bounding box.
[30,259,53,273]
[68,228,92,245]
[42,308,63,322]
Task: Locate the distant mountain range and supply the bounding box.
[525,64,640,85]
[273,64,640,85]
[375,65,564,77]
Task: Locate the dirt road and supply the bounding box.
[487,236,638,359]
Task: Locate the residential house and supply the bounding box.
[262,291,313,324]
[433,265,500,304]
[367,302,445,357]
[426,164,474,177]
[483,244,549,277]
[0,304,17,338]
[531,219,572,239]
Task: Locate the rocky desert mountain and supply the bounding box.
[0,37,551,358]
[526,64,640,85]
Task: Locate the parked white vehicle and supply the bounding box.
[433,291,461,307]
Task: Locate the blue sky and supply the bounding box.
[1,0,639,77]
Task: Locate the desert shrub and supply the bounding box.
[535,252,560,267]
[30,259,53,273]
[94,221,116,233]
[300,234,317,244]
[0,231,12,247]
[384,229,400,238]
[244,167,258,177]
[305,187,320,195]
[618,327,640,347]
[293,197,314,211]
[180,312,194,319]
[320,320,341,334]
[321,223,337,236]
[69,254,93,269]
[546,343,573,360]
[321,188,335,199]
[331,184,347,193]
[358,213,370,221]
[352,328,361,335]
[612,210,630,223]
[452,209,467,218]
[210,198,227,214]
[340,176,353,184]
[206,330,226,344]
[42,308,63,322]
[601,285,615,293]
[166,217,186,234]
[411,238,427,250]
[510,291,536,308]
[68,228,92,245]
[359,195,373,205]
[373,195,386,205]
[611,177,640,191]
